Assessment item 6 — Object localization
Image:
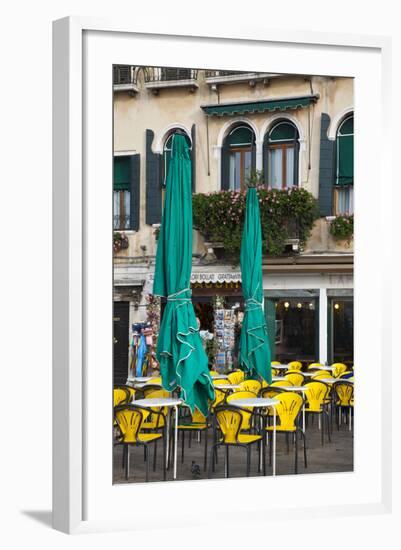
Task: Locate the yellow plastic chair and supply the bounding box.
[311,371,332,379]
[209,370,219,376]
[285,372,305,386]
[235,379,262,394]
[271,380,293,387]
[143,386,170,399]
[114,387,130,407]
[271,368,279,377]
[307,362,324,371]
[178,409,210,469]
[213,378,230,386]
[227,371,245,385]
[271,361,281,366]
[332,381,354,430]
[146,376,162,385]
[209,406,264,477]
[304,381,331,445]
[210,387,227,411]
[265,391,307,473]
[114,404,166,481]
[227,390,258,431]
[287,361,302,371]
[331,363,348,378]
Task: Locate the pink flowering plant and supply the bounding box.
[113,231,129,253]
[193,182,319,257]
[329,214,354,241]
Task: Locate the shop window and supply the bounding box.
[329,298,354,364]
[334,115,354,215]
[113,156,131,230]
[222,125,256,191]
[265,121,299,189]
[266,297,318,363]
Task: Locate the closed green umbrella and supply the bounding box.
[239,187,272,383]
[153,133,214,416]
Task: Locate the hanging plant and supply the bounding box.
[113,231,129,253]
[192,184,319,257]
[329,214,354,241]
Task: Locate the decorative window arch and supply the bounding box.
[263,120,299,189]
[334,114,354,214]
[221,123,256,190]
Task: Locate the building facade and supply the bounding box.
[113,66,354,381]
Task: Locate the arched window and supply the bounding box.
[334,115,354,214]
[163,130,191,186]
[264,121,299,189]
[221,125,256,191]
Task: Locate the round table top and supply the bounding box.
[228,397,279,408]
[214,384,241,390]
[311,366,335,371]
[272,364,288,370]
[127,377,153,383]
[210,374,229,380]
[315,377,354,384]
[302,372,315,377]
[279,385,309,392]
[133,398,182,408]
[132,382,162,389]
[271,376,286,381]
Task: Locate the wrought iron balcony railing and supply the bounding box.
[113,65,139,94]
[204,70,276,87]
[144,67,199,93]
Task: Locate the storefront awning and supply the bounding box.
[201,95,318,117]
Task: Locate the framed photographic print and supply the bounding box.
[53,17,392,534]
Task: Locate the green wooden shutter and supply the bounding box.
[113,156,130,190]
[337,135,353,185]
[221,138,230,190]
[318,113,335,216]
[265,298,276,360]
[129,154,140,231]
[191,124,196,193]
[145,129,163,225]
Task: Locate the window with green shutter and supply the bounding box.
[113,156,131,230]
[334,115,354,214]
[264,121,299,189]
[221,124,256,191]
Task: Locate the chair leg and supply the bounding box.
[125,446,129,480]
[145,445,149,482]
[181,430,185,463]
[326,410,331,442]
[269,432,272,467]
[286,433,290,453]
[294,431,298,474]
[153,440,158,471]
[204,429,208,471]
[300,429,307,468]
[209,444,219,477]
[321,413,324,446]
[246,446,251,477]
[163,430,167,481]
[263,434,267,476]
[225,446,229,478]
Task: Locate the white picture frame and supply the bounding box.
[52,17,392,534]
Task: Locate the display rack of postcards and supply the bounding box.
[214,308,236,372]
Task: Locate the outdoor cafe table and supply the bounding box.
[210,374,229,380]
[318,377,354,384]
[127,376,153,383]
[228,397,279,475]
[311,366,335,372]
[272,364,288,371]
[133,397,182,480]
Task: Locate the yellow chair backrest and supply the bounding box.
[262,379,269,388]
[274,392,303,430]
[332,363,347,377]
[209,370,219,376]
[147,377,162,385]
[333,381,353,406]
[215,407,243,444]
[308,362,324,370]
[114,387,130,407]
[271,380,293,387]
[227,390,256,430]
[285,372,305,386]
[143,387,170,399]
[271,368,279,377]
[312,371,331,379]
[125,386,136,402]
[227,371,245,385]
[304,382,329,411]
[191,409,207,424]
[271,361,281,366]
[211,388,227,411]
[236,379,262,394]
[213,378,230,386]
[287,361,302,371]
[114,406,150,443]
